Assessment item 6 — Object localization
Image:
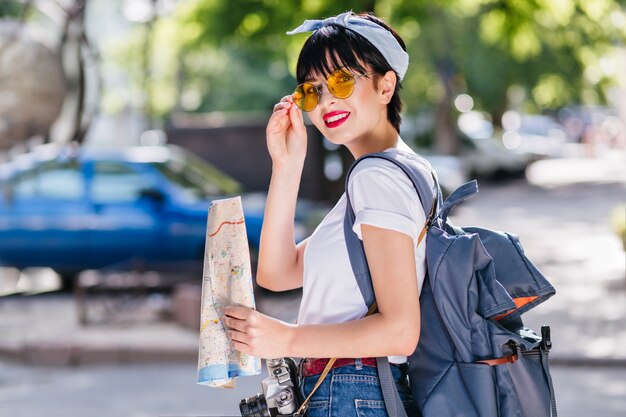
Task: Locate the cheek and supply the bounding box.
[354,79,379,104]
[307,110,326,131]
[351,88,379,118]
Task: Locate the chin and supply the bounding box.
[323,126,356,144]
[323,134,351,147]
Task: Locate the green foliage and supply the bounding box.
[105,0,626,128]
[0,1,22,18]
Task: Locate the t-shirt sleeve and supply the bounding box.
[348,160,426,244]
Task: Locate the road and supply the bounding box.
[1,360,625,417]
[1,164,625,416]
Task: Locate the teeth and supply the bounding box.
[326,113,348,123]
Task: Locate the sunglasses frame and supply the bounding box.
[292,69,374,112]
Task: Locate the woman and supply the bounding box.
[224,11,435,416]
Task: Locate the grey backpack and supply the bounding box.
[343,149,557,417]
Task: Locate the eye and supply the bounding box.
[305,85,319,95]
[332,70,353,84]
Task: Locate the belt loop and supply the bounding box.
[355,358,363,370]
[298,358,305,381]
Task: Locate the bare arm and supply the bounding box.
[255,95,308,292]
[226,224,421,358]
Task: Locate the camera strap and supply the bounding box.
[293,304,378,417]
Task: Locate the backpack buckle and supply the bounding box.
[541,325,552,351]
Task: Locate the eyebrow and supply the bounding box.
[304,72,327,84]
[304,67,348,84]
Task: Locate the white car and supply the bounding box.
[461,135,532,178]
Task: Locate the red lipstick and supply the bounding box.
[323,111,350,128]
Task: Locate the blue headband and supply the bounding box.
[286,11,409,81]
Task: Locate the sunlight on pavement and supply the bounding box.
[0,267,62,295]
[526,153,626,186]
[0,267,20,295]
[587,338,621,358]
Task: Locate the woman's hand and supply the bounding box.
[266,95,308,169]
[224,306,295,359]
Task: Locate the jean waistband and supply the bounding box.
[300,358,408,378]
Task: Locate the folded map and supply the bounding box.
[197,197,261,388]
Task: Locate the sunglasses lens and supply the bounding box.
[328,69,355,99]
[293,83,318,112]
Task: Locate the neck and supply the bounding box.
[346,121,401,159]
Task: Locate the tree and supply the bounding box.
[385,0,626,153]
[105,0,377,119]
[106,0,626,153]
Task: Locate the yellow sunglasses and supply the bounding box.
[292,69,373,112]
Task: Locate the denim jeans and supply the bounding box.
[299,360,418,417]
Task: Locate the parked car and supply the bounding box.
[0,143,311,285]
[457,111,534,178]
[404,111,533,181]
[460,133,532,178]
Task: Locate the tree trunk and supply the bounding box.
[434,61,459,155]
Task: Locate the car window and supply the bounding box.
[182,151,242,195]
[12,160,84,201]
[150,154,242,201]
[91,162,153,203]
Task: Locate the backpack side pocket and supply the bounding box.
[421,362,500,417]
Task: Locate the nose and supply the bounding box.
[317,85,336,108]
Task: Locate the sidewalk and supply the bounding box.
[0,279,301,367]
[0,152,625,367]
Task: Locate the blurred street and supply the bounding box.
[2,1,626,416]
[0,361,625,417]
[0,153,625,416]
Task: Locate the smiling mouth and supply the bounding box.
[324,112,350,127]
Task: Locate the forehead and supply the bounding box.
[304,70,328,83]
[304,61,370,84]
[303,52,341,81]
[302,47,368,82]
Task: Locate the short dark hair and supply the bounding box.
[295,13,406,133]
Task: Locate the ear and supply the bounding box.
[379,70,397,105]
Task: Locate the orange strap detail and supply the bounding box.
[494,296,540,321]
[477,354,518,366]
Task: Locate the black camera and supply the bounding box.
[239,357,303,417]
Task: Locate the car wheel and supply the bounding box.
[59,272,78,291]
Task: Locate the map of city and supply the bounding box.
[197,197,261,388]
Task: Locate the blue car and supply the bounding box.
[0,143,267,282]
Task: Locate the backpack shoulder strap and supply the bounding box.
[342,150,438,417]
[343,149,439,308]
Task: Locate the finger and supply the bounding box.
[280,94,294,103]
[231,340,252,355]
[274,106,290,116]
[267,113,290,134]
[294,102,305,127]
[288,102,305,133]
[273,101,291,112]
[224,306,249,319]
[224,316,247,333]
[229,329,249,344]
[269,104,291,122]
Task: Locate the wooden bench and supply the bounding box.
[74,262,202,325]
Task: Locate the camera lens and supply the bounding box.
[239,394,271,417]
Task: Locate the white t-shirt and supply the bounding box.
[297,145,434,364]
